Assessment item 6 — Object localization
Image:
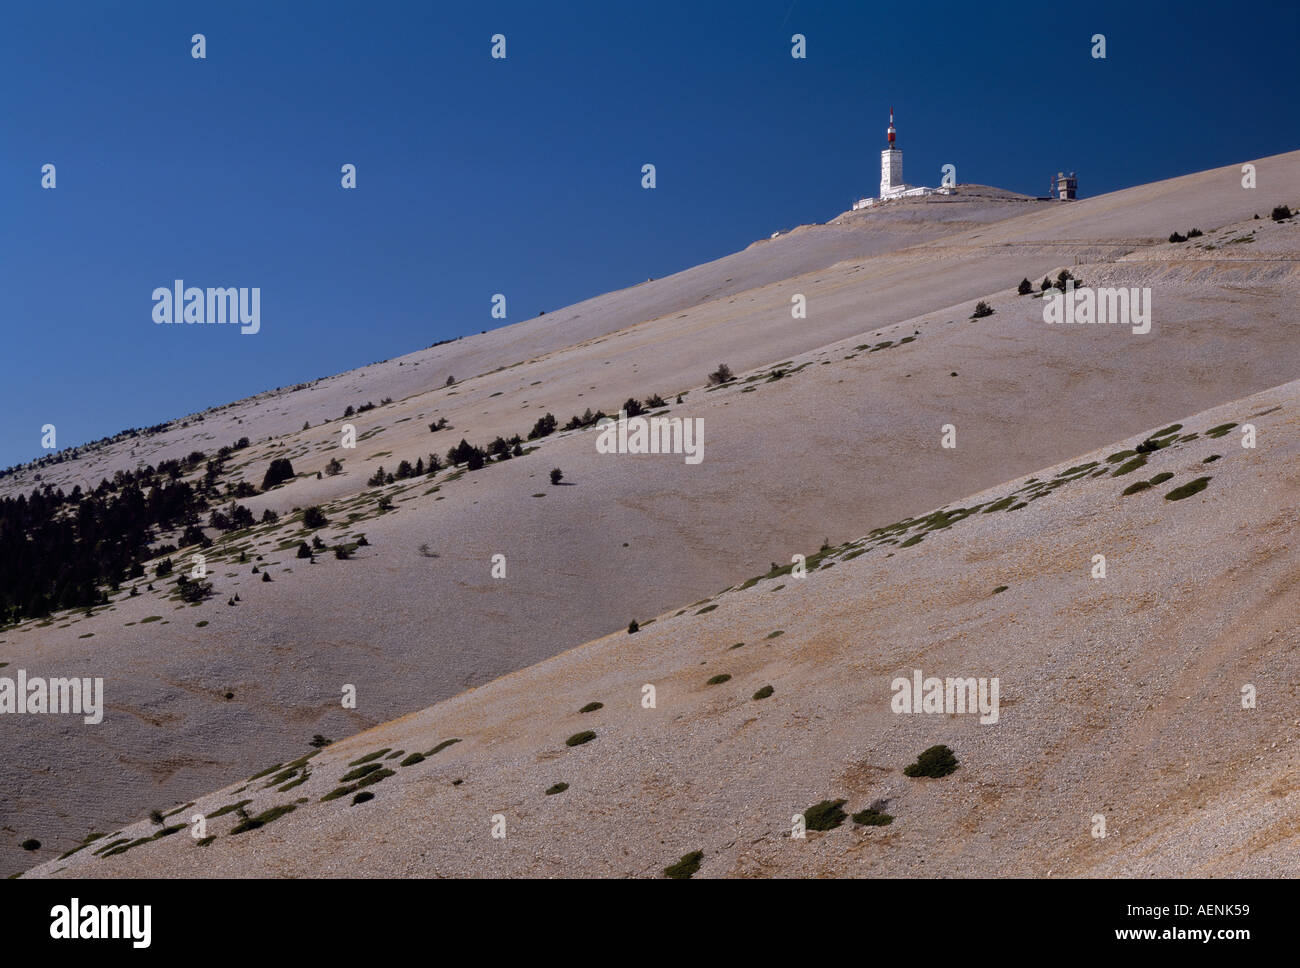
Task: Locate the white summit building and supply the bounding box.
[853,108,943,210]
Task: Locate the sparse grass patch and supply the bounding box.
[424,738,461,756]
[340,763,384,783]
[566,730,596,747]
[992,585,1008,594]
[1165,477,1212,501]
[1205,423,1237,439]
[765,630,784,639]
[752,685,774,700]
[579,702,603,713]
[399,753,425,767]
[706,673,731,685]
[1111,456,1148,477]
[347,749,391,767]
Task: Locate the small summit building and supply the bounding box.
[854,108,944,210]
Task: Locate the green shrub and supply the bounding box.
[970,301,994,319]
[992,585,1009,594]
[1121,481,1152,496]
[664,850,703,879]
[1148,472,1174,485]
[545,783,569,796]
[802,799,847,831]
[566,730,596,747]
[424,739,461,756]
[579,702,603,713]
[261,458,295,490]
[851,806,894,827]
[1017,278,1033,295]
[352,792,375,805]
[904,745,959,778]
[706,674,731,685]
[302,506,328,528]
[20,839,40,851]
[752,685,774,700]
[399,753,425,767]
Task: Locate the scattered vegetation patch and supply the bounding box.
[545,783,569,796]
[229,804,297,835]
[904,745,959,778]
[208,799,253,819]
[992,585,1008,594]
[1205,422,1237,439]
[851,806,895,827]
[565,730,596,747]
[347,749,391,767]
[1165,477,1212,501]
[706,673,731,685]
[752,685,774,700]
[399,753,426,767]
[1111,456,1148,477]
[663,850,703,879]
[352,792,375,805]
[425,739,461,756]
[340,763,385,783]
[579,702,603,713]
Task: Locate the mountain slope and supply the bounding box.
[3,150,1297,875]
[29,378,1300,878]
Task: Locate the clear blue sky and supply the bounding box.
[3,0,1297,470]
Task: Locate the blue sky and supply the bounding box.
[3,0,1297,470]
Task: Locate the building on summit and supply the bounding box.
[853,108,944,210]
